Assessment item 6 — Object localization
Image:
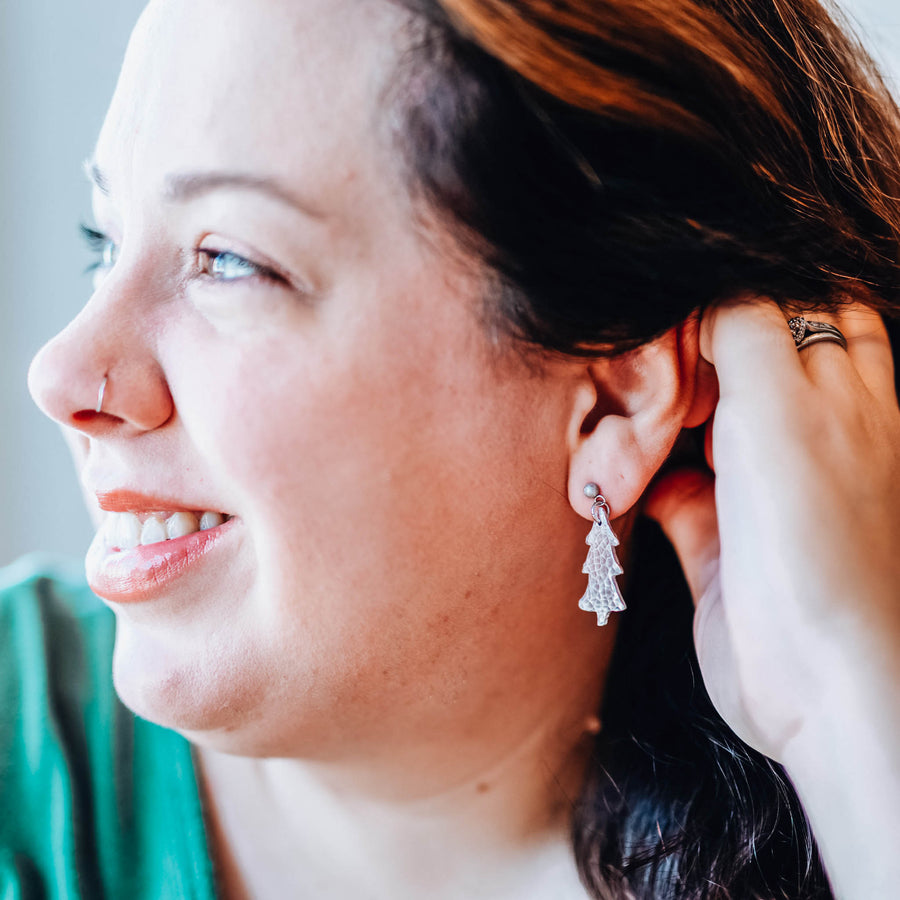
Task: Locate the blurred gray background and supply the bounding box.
[1,0,899,567]
[2,0,146,567]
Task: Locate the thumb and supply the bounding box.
[644,468,720,605]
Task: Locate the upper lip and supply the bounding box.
[95,489,229,514]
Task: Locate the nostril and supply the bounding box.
[28,316,173,434]
[72,409,108,425]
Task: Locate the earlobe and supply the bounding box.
[566,313,709,520]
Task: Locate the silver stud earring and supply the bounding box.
[579,483,626,626]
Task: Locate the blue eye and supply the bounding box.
[79,224,287,290]
[197,249,278,283]
[80,223,118,275]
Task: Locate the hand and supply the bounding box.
[645,299,900,763]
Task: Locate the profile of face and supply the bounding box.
[27,0,628,765]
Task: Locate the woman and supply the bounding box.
[4,0,899,897]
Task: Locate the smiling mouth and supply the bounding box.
[86,506,238,604]
[101,510,234,551]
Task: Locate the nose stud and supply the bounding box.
[96,376,109,414]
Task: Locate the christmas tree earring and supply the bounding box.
[579,483,627,626]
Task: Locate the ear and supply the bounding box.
[566,311,717,521]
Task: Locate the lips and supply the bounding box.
[86,489,237,603]
[95,489,227,515]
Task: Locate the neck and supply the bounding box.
[195,633,611,900]
[194,520,636,899]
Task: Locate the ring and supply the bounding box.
[96,376,108,414]
[787,316,848,351]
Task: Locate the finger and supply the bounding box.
[644,468,719,606]
[846,309,897,405]
[699,299,806,410]
[792,309,865,398]
[803,305,897,406]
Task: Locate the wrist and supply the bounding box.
[781,661,900,899]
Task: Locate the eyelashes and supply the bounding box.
[195,248,285,285]
[79,223,108,249]
[78,223,287,287]
[80,223,117,275]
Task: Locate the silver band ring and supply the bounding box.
[96,376,108,414]
[787,316,848,351]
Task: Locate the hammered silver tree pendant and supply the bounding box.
[578,507,627,626]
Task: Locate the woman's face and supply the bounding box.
[28,0,607,761]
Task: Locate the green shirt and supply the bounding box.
[0,556,218,900]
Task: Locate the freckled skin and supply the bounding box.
[26,3,727,895]
[28,0,614,784]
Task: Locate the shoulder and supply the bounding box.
[0,555,116,743]
[0,553,115,731]
[0,554,115,644]
[0,556,118,896]
[0,552,105,611]
[0,555,216,900]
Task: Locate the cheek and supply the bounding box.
[118,340,584,751]
[185,339,522,621]
[159,301,570,632]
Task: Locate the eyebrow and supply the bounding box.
[83,160,327,221]
[84,160,110,196]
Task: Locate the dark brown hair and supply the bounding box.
[385,0,900,896]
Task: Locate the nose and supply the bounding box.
[28,275,174,437]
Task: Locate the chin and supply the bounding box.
[110,623,270,737]
[109,622,343,759]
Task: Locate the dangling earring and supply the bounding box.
[579,483,626,626]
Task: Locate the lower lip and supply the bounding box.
[86,518,237,603]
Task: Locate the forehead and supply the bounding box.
[95,0,408,201]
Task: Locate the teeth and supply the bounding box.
[199,511,225,531]
[140,516,167,546]
[167,511,199,539]
[105,510,229,551]
[111,512,142,551]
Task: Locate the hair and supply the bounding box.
[382,0,900,897]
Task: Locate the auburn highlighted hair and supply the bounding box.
[386,0,900,897]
